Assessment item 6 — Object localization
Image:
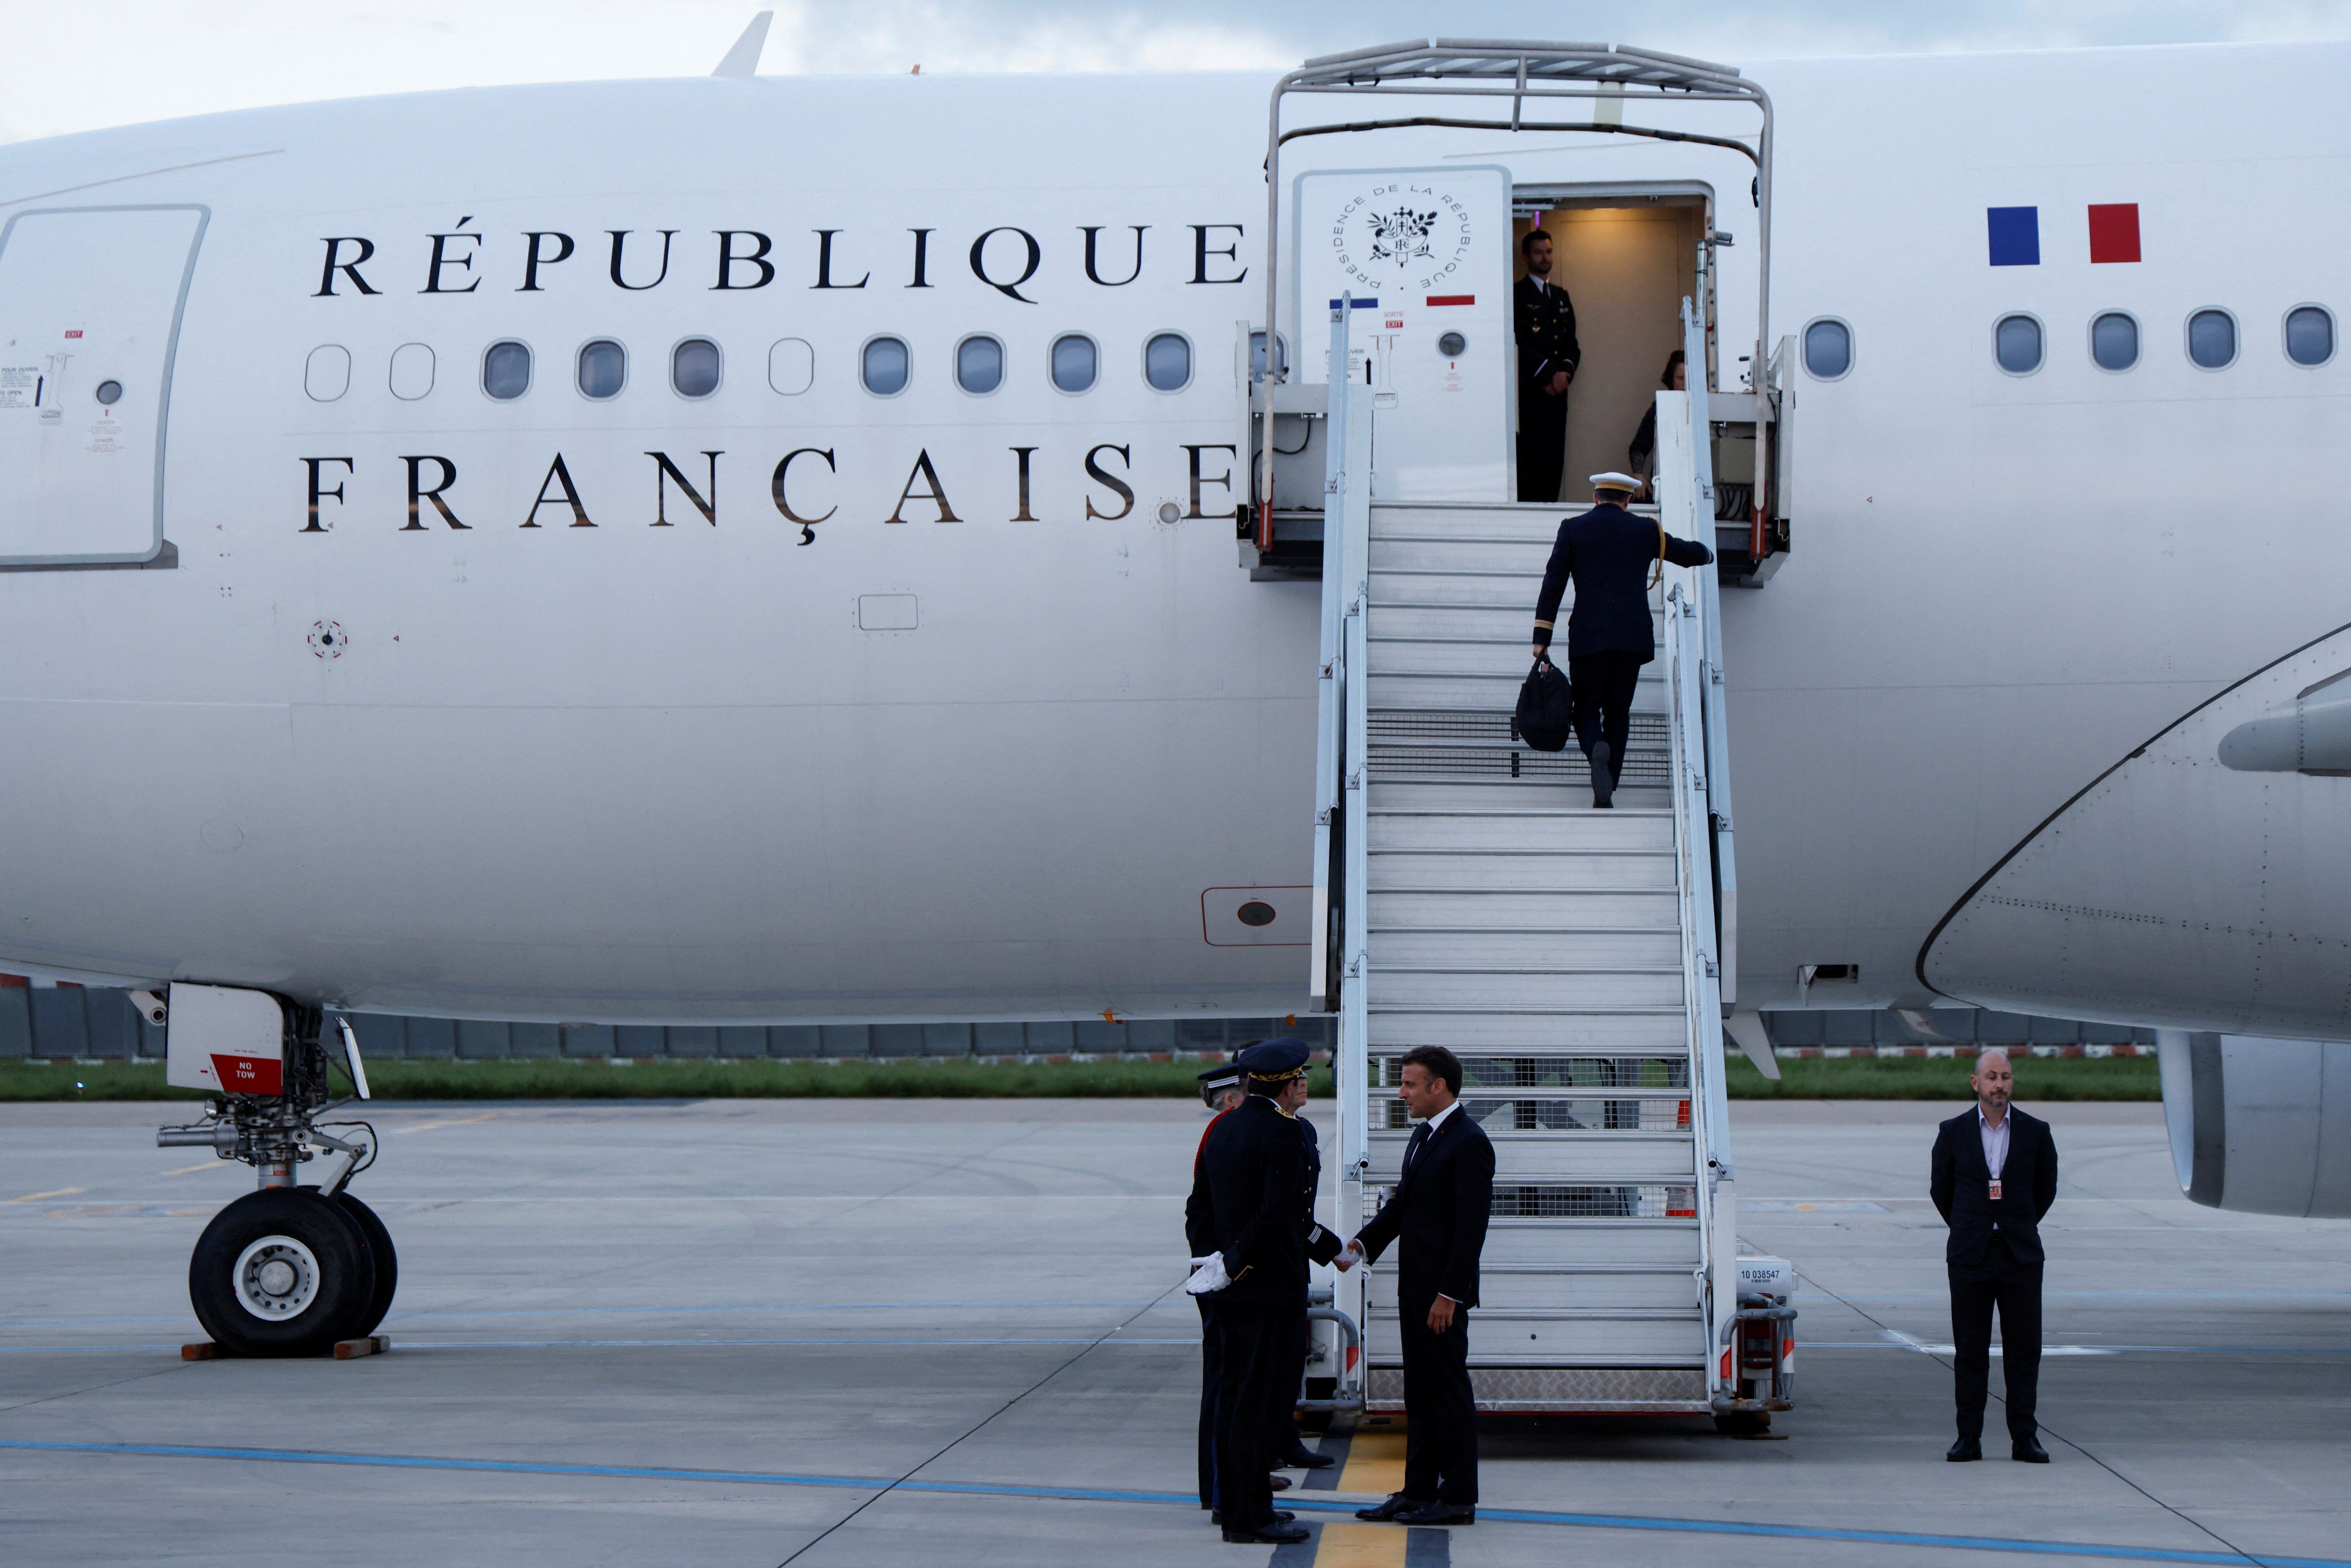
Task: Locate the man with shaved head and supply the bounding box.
[1931,1049,2060,1462]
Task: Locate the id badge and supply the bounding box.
[1988,1178,2004,1201]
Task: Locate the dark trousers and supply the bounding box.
[1568,652,1643,783]
[1212,1301,1286,1529]
[1196,1299,1221,1507]
[1266,1311,1307,1459]
[1950,1233,2043,1442]
[1399,1294,1478,1505]
[1517,388,1567,503]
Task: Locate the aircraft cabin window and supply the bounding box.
[862,335,909,396]
[305,344,352,402]
[94,379,122,406]
[956,334,1004,395]
[1994,314,2043,376]
[390,342,436,401]
[671,338,721,398]
[482,340,531,400]
[2090,312,2139,372]
[1144,332,1192,392]
[1801,318,1850,380]
[1051,333,1097,393]
[577,339,627,399]
[2285,305,2335,367]
[767,338,813,395]
[2187,309,2237,370]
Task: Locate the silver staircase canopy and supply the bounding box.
[1286,39,1756,98]
[1312,294,1787,1417]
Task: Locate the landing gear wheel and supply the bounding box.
[333,1190,398,1339]
[189,1187,376,1357]
[1714,1410,1771,1437]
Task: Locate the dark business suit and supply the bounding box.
[1530,503,1714,785]
[1184,1105,1237,1508]
[1354,1105,1495,1507]
[1930,1107,2059,1444]
[1195,1094,1309,1532]
[1513,274,1580,503]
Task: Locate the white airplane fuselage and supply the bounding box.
[3,44,2348,1036]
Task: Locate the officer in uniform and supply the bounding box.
[1513,227,1581,503]
[1185,1039,1316,1546]
[1530,472,1715,808]
[1255,1039,1345,1476]
[1185,1057,1246,1512]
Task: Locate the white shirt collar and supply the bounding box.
[1421,1099,1461,1133]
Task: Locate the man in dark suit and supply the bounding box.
[1530,473,1715,808]
[1186,1041,1315,1546]
[1343,1045,1495,1527]
[1930,1050,2059,1463]
[1184,1057,1246,1513]
[1513,227,1580,504]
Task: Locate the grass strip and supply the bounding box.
[0,1053,2158,1102]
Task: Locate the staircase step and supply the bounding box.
[1368,781,1672,814]
[1366,969,1686,1010]
[1368,1315,1704,1366]
[1368,1011,1692,1052]
[1369,849,1675,893]
[1368,811,1674,852]
[1369,891,1680,931]
[1369,929,1683,970]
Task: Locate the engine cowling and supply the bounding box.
[2158,1032,2351,1216]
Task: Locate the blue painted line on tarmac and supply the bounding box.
[0,1300,1169,1329]
[3,1438,2345,1566]
[0,1338,1202,1353]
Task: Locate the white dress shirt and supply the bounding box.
[1979,1105,2011,1230]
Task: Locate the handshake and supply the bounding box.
[1184,1237,1364,1296]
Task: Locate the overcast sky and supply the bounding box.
[1,1,2345,144]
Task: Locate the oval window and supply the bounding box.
[862,336,909,396]
[1994,314,2042,375]
[2286,305,2334,367]
[2090,312,2138,372]
[1145,332,1191,392]
[767,338,813,395]
[305,344,351,402]
[390,342,436,401]
[1051,333,1097,393]
[1802,318,1850,379]
[1437,331,1467,358]
[1236,900,1277,928]
[672,338,720,398]
[94,379,122,406]
[2187,309,2236,369]
[577,339,626,399]
[482,340,531,400]
[956,335,1004,394]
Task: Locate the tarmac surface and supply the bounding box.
[3,1094,2348,1567]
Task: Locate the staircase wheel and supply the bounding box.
[188,1187,375,1357]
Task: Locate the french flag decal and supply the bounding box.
[2088,203,2141,263]
[1986,207,2039,266]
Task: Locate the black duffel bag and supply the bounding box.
[1514,654,1574,752]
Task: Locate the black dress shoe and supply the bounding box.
[1268,1473,1291,1491]
[1284,1448,1337,1469]
[1590,741,1615,808]
[1946,1436,1983,1462]
[1355,1493,1425,1522]
[1210,1510,1292,1526]
[2013,1436,2051,1463]
[1394,1503,1475,1526]
[1223,1520,1310,1545]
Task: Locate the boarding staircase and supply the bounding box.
[1314,301,1782,1418]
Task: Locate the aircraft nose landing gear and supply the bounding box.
[156,986,392,1358]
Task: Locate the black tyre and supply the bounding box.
[1714,1410,1771,1437]
[188,1187,375,1357]
[334,1190,398,1339]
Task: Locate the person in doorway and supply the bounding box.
[1628,350,1687,498]
[1513,228,1580,504]
[1930,1049,2059,1463]
[1184,1056,1247,1514]
[1187,1040,1314,1546]
[1341,1046,1494,1528]
[1529,473,1715,808]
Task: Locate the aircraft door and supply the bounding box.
[0,205,206,565]
[1291,167,1513,501]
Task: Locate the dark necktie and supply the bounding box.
[1403,1122,1432,1176]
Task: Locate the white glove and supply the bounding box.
[1185,1253,1233,1295]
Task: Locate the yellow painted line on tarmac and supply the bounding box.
[1311,1520,1409,1567]
[1336,1421,1407,1498]
[4,1187,86,1203]
[162,1163,226,1176]
[394,1112,505,1135]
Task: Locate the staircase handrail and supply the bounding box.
[1682,294,1739,1008]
